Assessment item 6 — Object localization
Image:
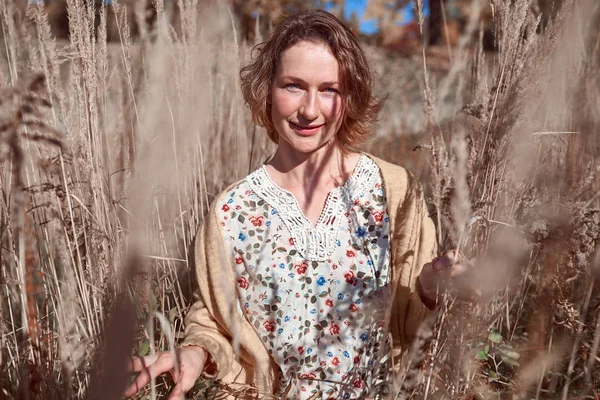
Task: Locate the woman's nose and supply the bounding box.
[299,92,319,120]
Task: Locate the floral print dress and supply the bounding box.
[217,155,392,399]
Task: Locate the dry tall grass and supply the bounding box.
[0,0,598,399]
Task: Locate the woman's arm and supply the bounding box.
[389,178,438,351]
[180,203,236,379]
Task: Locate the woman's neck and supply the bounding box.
[267,138,359,190]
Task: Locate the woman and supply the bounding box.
[125,9,464,400]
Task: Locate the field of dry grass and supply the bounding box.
[0,0,599,399]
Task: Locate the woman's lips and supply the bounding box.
[290,121,324,136]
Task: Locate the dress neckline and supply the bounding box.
[258,154,367,229]
[247,154,379,261]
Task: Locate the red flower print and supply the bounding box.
[373,211,384,222]
[298,346,305,355]
[300,372,316,380]
[320,361,327,367]
[353,198,360,206]
[325,299,334,307]
[245,190,252,195]
[295,262,308,275]
[237,277,249,289]
[354,356,360,364]
[331,356,340,366]
[349,304,358,312]
[346,250,356,258]
[235,205,241,210]
[344,271,357,285]
[249,215,263,227]
[353,378,364,389]
[288,237,295,246]
[329,322,340,335]
[332,263,338,270]
[344,320,350,326]
[295,293,300,298]
[263,321,276,332]
[235,256,243,265]
[221,204,230,212]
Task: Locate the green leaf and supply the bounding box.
[137,340,150,357]
[476,349,489,360]
[488,330,502,343]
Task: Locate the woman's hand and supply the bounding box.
[418,250,472,309]
[123,345,209,399]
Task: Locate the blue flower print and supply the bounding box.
[288,273,295,278]
[343,350,350,358]
[360,332,368,342]
[337,293,344,300]
[306,348,312,354]
[271,208,277,215]
[336,239,341,247]
[284,316,290,322]
[355,227,366,238]
[367,259,373,266]
[327,351,333,357]
[317,276,326,286]
[277,328,283,334]
[355,299,362,304]
[344,394,351,399]
[384,216,389,222]
[238,233,246,241]
[227,198,233,204]
[310,309,317,314]
[279,263,285,269]
[266,220,271,226]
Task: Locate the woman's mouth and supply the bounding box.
[290,122,324,136]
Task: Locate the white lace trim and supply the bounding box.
[247,155,380,261]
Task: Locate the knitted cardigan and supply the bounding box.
[181,154,438,398]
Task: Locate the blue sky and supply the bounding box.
[323,0,430,35]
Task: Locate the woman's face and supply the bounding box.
[270,40,343,154]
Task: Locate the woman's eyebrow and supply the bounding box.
[279,76,339,86]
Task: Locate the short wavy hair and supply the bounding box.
[240,9,384,148]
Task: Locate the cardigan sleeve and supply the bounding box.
[180,204,235,379]
[389,179,438,352]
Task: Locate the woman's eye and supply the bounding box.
[285,83,301,90]
[323,87,338,94]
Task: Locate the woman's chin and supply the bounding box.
[278,133,338,155]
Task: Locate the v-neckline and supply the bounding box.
[246,154,378,261]
[259,155,367,229]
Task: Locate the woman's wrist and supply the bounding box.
[417,274,438,310]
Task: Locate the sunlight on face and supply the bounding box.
[270,41,343,155]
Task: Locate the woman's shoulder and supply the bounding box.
[364,153,417,188]
[210,174,261,213]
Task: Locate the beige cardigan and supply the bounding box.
[181,155,437,398]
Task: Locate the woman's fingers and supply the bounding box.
[123,354,174,397]
[167,371,196,400]
[128,354,160,372]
